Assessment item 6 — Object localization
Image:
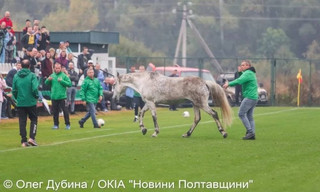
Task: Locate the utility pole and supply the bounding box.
[173,2,191,67]
[173,1,223,73]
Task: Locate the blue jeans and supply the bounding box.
[80,103,98,127]
[67,87,77,113]
[238,98,258,134]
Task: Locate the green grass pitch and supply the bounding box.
[0,107,319,191]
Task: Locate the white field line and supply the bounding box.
[0,107,306,153]
[254,107,299,117]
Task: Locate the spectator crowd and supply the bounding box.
[0,11,123,121]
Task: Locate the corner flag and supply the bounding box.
[296,69,302,107]
[296,69,303,83]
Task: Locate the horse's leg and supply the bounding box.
[182,106,201,138]
[145,102,159,137]
[202,105,228,138]
[139,105,149,135]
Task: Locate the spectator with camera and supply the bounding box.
[38,26,50,51]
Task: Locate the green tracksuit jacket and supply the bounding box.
[80,76,103,103]
[228,67,258,100]
[12,68,39,107]
[45,72,71,100]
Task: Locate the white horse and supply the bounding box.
[113,71,233,138]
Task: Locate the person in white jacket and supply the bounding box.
[0,72,7,121]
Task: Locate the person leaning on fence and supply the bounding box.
[223,60,258,140]
[12,59,39,147]
[45,62,72,130]
[0,72,7,122]
[78,68,103,128]
[67,62,78,114]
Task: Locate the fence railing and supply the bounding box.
[115,56,320,107]
[2,57,319,106]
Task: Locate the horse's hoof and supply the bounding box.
[223,132,228,138]
[142,128,147,135]
[182,133,190,138]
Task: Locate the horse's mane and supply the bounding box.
[149,71,161,79]
[122,71,163,80]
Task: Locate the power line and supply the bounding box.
[216,16,320,21]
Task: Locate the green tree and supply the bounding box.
[109,35,164,57]
[258,27,290,58]
[41,0,98,31]
[304,40,320,60]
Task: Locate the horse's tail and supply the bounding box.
[205,81,233,127]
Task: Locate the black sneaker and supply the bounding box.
[94,125,101,128]
[28,138,38,146]
[21,142,30,147]
[78,120,84,128]
[242,133,255,140]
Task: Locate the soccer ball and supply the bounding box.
[97,119,105,127]
[183,111,190,118]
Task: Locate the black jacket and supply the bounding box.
[77,54,91,71]
[67,69,79,87]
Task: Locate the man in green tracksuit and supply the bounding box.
[12,59,39,147]
[223,60,258,140]
[45,62,72,130]
[78,68,103,128]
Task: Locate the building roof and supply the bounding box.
[50,31,119,44]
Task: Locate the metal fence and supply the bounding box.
[115,56,320,107]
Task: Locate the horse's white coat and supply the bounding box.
[113,72,233,137]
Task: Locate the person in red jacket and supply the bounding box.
[0,11,14,34]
